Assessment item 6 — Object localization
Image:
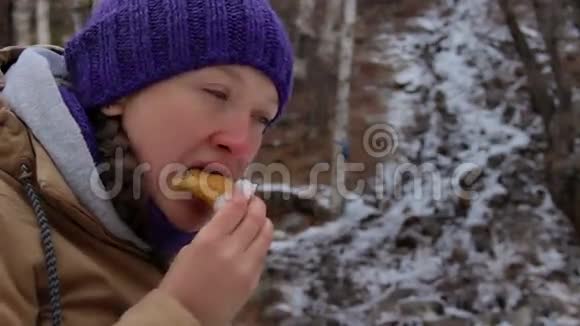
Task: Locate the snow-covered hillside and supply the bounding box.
[247,1,580,325]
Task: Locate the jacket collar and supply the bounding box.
[0,46,149,251]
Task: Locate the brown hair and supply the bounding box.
[89,109,150,240]
[89,106,181,268]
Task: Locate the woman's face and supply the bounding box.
[104,65,278,232]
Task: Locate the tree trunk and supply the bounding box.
[534,0,580,235]
[330,0,357,215]
[293,0,316,80]
[498,0,557,140]
[71,0,85,32]
[532,0,572,112]
[0,0,14,47]
[318,0,343,61]
[532,0,575,156]
[295,0,315,38]
[500,0,580,236]
[13,0,33,45]
[36,0,51,44]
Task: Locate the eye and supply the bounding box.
[203,88,229,101]
[253,110,274,127]
[257,116,272,126]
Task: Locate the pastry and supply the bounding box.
[171,169,234,207]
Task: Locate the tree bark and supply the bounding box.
[532,0,579,235]
[500,0,580,236]
[532,0,572,114]
[71,0,85,32]
[0,0,14,47]
[330,0,357,215]
[36,0,51,44]
[498,0,556,137]
[295,0,316,38]
[532,0,575,158]
[13,0,33,45]
[318,0,343,61]
[293,0,316,80]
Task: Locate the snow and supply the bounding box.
[258,0,580,324]
[270,197,376,252]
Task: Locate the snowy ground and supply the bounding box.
[249,1,580,325]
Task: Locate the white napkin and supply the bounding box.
[213,179,258,211]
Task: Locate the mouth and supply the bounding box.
[187,162,234,180]
[169,161,237,209]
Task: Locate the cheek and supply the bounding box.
[140,133,205,197]
[245,133,264,164]
[124,104,210,194]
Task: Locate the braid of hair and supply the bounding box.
[89,110,150,240]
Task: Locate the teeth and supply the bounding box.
[188,164,229,178]
[206,167,228,177]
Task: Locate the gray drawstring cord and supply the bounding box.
[19,163,63,326]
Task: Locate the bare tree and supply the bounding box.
[499,0,580,233]
[295,0,316,38]
[36,0,51,44]
[292,0,316,80]
[71,0,85,32]
[13,0,33,45]
[318,0,343,61]
[330,0,358,215]
[0,0,14,47]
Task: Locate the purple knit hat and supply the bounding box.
[64,0,294,122]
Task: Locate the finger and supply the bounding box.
[201,186,249,237]
[244,217,274,263]
[230,196,267,251]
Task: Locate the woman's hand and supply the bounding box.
[158,187,273,326]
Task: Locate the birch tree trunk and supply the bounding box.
[295,0,316,37]
[71,0,85,32]
[36,0,51,44]
[330,0,357,215]
[13,0,33,45]
[0,0,14,47]
[318,0,343,62]
[293,0,316,80]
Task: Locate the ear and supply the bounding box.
[101,102,125,117]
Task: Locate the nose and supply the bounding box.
[211,117,255,160]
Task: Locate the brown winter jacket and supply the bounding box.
[0,46,202,325]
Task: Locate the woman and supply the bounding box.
[0,0,294,325]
